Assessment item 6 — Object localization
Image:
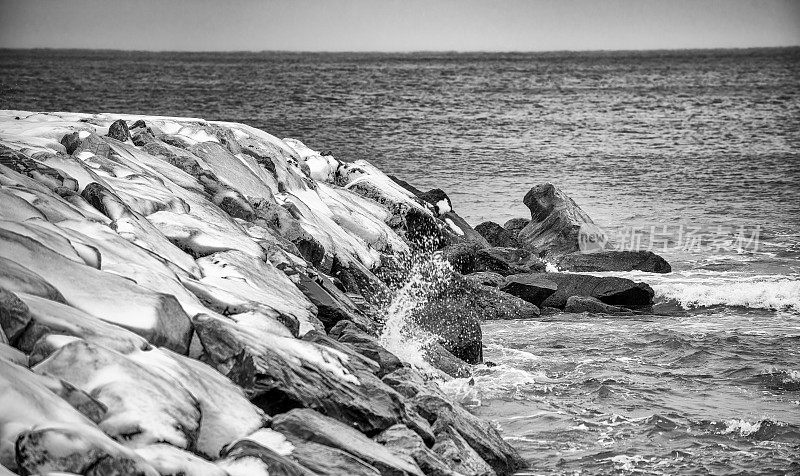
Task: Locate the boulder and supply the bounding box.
[279,438,380,476]
[293,269,373,333]
[411,393,526,475]
[0,359,157,475]
[0,286,32,343]
[60,132,82,154]
[475,247,546,276]
[418,189,452,216]
[540,273,655,309]
[564,295,634,314]
[0,257,67,304]
[423,342,472,378]
[271,408,424,476]
[431,424,495,476]
[555,250,671,274]
[218,437,313,476]
[464,271,505,288]
[107,119,132,142]
[0,228,193,353]
[517,183,605,257]
[33,340,202,450]
[302,330,383,375]
[192,313,409,435]
[502,218,529,235]
[439,211,490,246]
[332,323,403,377]
[499,274,558,308]
[375,424,461,476]
[475,221,520,248]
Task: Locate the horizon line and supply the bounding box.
[1,45,799,55]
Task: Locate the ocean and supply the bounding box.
[2,48,799,474]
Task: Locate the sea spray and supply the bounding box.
[378,251,455,373]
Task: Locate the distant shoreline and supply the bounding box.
[1,46,799,56]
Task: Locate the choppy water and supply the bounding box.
[2,48,799,474]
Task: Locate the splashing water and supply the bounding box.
[378,252,455,373]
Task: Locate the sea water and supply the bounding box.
[2,48,798,474]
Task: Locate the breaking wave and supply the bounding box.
[652,278,800,311]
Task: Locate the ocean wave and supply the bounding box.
[652,279,800,311]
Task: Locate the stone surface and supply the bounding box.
[499,274,559,308]
[503,218,530,235]
[540,272,655,309]
[107,119,132,142]
[376,424,462,476]
[431,424,495,476]
[0,286,32,343]
[411,393,526,475]
[475,221,520,248]
[518,183,605,257]
[33,340,202,450]
[564,295,634,314]
[333,323,403,377]
[0,257,66,304]
[218,438,313,476]
[475,247,547,276]
[271,408,424,476]
[464,271,505,287]
[555,250,672,274]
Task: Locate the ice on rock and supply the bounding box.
[0,187,48,221]
[189,142,274,200]
[196,250,321,336]
[0,219,97,267]
[0,256,67,303]
[125,346,265,457]
[0,228,193,353]
[148,210,265,259]
[135,444,228,476]
[33,340,202,450]
[0,359,157,475]
[16,292,149,361]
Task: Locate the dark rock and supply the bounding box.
[193,314,409,436]
[564,295,634,314]
[0,257,67,304]
[431,424,495,476]
[418,189,452,216]
[0,287,32,343]
[499,274,558,308]
[382,367,439,400]
[438,241,483,274]
[271,408,424,476]
[0,146,79,191]
[131,119,148,129]
[503,218,530,235]
[423,342,472,378]
[302,330,382,375]
[106,119,131,142]
[330,257,391,306]
[294,269,374,333]
[475,221,520,248]
[388,175,425,196]
[282,438,381,476]
[540,273,655,309]
[411,393,526,475]
[221,439,313,476]
[60,132,82,154]
[440,211,490,247]
[518,183,606,257]
[475,247,546,276]
[132,130,156,146]
[540,306,562,316]
[73,133,111,158]
[376,424,461,476]
[334,326,403,377]
[555,250,671,274]
[464,271,505,287]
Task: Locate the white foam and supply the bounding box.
[653,278,800,311]
[720,419,762,437]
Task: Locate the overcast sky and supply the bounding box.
[1,0,798,52]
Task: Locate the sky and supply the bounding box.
[0,0,798,52]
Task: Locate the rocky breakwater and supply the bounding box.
[0,110,529,476]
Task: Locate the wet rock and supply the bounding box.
[0,287,32,343]
[439,211,490,246]
[294,269,372,333]
[33,340,202,450]
[475,247,546,276]
[464,271,505,287]
[423,342,473,378]
[376,424,461,476]
[411,393,526,475]
[499,274,558,308]
[518,183,606,257]
[431,424,495,476]
[218,437,313,476]
[540,272,655,309]
[330,257,391,306]
[282,439,380,476]
[271,408,424,476]
[555,250,671,273]
[302,330,382,375]
[502,218,529,235]
[107,119,131,142]
[193,313,408,435]
[382,366,440,400]
[333,323,403,377]
[438,241,484,274]
[475,221,520,248]
[564,295,634,314]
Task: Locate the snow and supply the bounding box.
[241,428,295,456]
